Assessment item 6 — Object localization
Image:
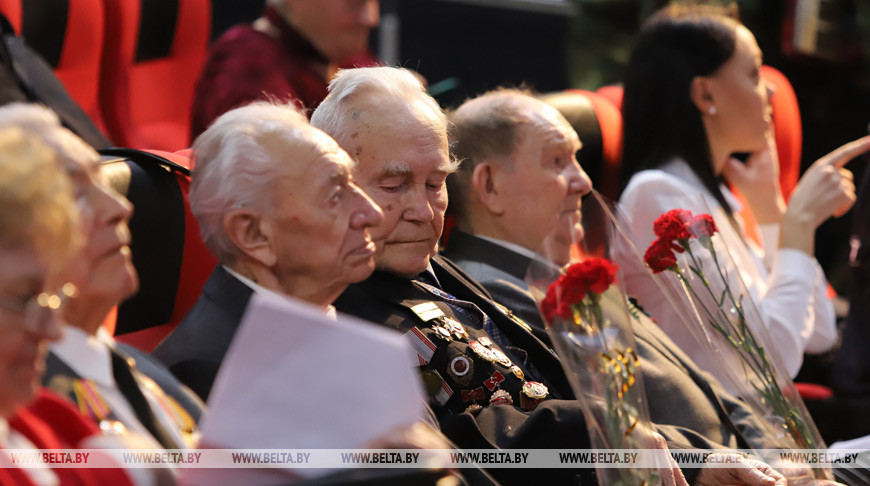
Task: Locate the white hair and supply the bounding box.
[190,101,315,264]
[0,103,98,167]
[311,66,450,153]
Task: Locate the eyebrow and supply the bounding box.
[378,160,413,178]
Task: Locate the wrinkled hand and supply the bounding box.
[723,133,786,224]
[781,135,870,254]
[648,432,690,486]
[695,454,787,486]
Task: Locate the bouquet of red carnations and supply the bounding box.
[639,204,829,479]
[527,192,666,486]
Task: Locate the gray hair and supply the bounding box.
[0,103,98,167]
[190,101,313,264]
[446,89,538,226]
[311,66,450,154]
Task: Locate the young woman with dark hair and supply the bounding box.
[617,3,870,393]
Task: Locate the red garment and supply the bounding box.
[190,7,378,138]
[1,389,133,486]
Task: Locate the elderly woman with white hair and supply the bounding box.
[0,103,204,457]
[0,127,139,486]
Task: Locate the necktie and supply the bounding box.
[109,348,181,450]
[412,276,510,349]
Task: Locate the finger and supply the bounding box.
[723,158,750,181]
[730,463,781,486]
[840,167,854,183]
[818,135,870,169]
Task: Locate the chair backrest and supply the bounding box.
[100,0,211,151]
[100,148,217,352]
[0,0,106,132]
[761,65,802,201]
[540,89,624,201]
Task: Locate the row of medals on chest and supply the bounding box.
[413,302,549,411]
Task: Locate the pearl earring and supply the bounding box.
[708,106,717,115]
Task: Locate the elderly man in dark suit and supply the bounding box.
[311,67,796,486]
[153,101,384,401]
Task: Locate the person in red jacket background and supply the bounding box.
[190,0,380,138]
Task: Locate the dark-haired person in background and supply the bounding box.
[616,3,870,394]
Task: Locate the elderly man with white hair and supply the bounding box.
[153,101,384,401]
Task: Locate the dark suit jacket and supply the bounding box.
[152,265,254,401]
[443,231,768,451]
[335,254,737,485]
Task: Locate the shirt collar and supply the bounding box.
[50,325,114,387]
[224,265,337,319]
[476,234,543,262]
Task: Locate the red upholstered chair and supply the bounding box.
[100,0,211,151]
[0,0,107,134]
[595,84,624,112]
[100,148,217,352]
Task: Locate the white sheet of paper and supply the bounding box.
[189,292,425,482]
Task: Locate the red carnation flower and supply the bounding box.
[653,209,693,242]
[644,238,678,274]
[541,258,618,323]
[688,214,717,238]
[568,258,619,294]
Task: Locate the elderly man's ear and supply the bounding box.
[471,161,507,216]
[223,210,278,267]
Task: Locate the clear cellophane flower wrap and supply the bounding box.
[526,190,666,486]
[611,192,830,481]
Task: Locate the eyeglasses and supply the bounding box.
[0,282,78,332]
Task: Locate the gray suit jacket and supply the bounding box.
[443,230,769,451]
[152,265,254,401]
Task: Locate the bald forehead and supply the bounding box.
[263,124,351,176]
[503,97,581,154]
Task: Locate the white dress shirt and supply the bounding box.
[223,265,337,319]
[618,159,836,395]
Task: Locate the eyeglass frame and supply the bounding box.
[0,282,78,332]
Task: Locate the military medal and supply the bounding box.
[489,389,513,406]
[411,302,446,322]
[469,340,498,362]
[441,317,469,341]
[430,324,453,342]
[464,404,483,415]
[405,327,437,365]
[422,370,454,405]
[520,381,549,410]
[483,370,505,391]
[461,387,485,402]
[447,355,474,386]
[490,347,513,368]
[478,336,493,347]
[509,365,525,380]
